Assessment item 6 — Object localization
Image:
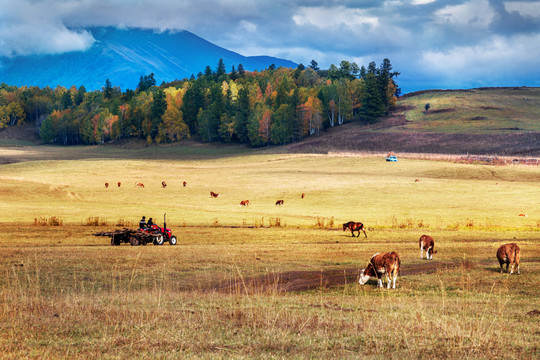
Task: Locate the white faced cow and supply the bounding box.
[497,243,521,274]
[419,235,437,260]
[359,252,401,289]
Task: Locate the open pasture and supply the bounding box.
[0,147,539,358]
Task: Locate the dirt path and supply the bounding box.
[218,259,487,294]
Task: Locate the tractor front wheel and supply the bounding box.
[169,236,177,245]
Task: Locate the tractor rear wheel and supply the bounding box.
[169,236,177,245]
[154,234,164,246]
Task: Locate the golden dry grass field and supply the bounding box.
[0,145,539,359]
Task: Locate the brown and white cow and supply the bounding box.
[117,182,121,187]
[210,191,219,198]
[275,200,284,206]
[162,181,167,188]
[359,252,401,289]
[240,200,250,207]
[497,243,520,274]
[419,234,437,260]
[342,221,367,238]
[105,182,109,188]
[135,182,144,188]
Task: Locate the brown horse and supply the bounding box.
[342,221,367,238]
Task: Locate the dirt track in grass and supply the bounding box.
[217,259,496,294]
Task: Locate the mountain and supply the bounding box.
[0,27,297,90]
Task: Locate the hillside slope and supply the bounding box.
[0,27,297,90]
[288,87,540,156]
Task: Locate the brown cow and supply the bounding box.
[105,182,109,188]
[210,191,219,198]
[301,193,305,199]
[240,200,250,207]
[135,182,144,188]
[275,200,284,206]
[518,213,527,217]
[419,234,437,260]
[497,243,520,274]
[162,181,167,188]
[183,181,187,187]
[359,252,401,289]
[117,182,121,187]
[342,221,367,238]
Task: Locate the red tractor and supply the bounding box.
[141,214,177,245]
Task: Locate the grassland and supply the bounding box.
[289,87,540,156]
[0,145,539,359]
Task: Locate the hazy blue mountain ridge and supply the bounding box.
[0,27,297,90]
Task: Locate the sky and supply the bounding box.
[1,0,540,93]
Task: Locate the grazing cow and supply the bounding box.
[210,191,219,198]
[105,182,109,188]
[419,234,437,260]
[240,200,250,207]
[415,179,420,182]
[342,221,367,238]
[117,182,121,187]
[301,193,305,199]
[359,252,401,289]
[497,243,521,274]
[135,182,144,188]
[183,181,187,187]
[518,213,527,217]
[162,181,167,188]
[275,200,284,206]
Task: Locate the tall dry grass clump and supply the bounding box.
[33,216,63,226]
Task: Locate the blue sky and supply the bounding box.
[1,0,540,93]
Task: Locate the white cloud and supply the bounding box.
[0,0,95,56]
[504,1,540,18]
[419,33,540,85]
[411,0,436,5]
[239,20,257,32]
[435,0,495,28]
[293,6,379,30]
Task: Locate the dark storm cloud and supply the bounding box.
[1,0,539,92]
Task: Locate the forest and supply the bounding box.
[0,59,399,147]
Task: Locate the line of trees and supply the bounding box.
[0,58,399,146]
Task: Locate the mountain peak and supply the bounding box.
[0,27,297,90]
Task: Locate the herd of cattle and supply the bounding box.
[105,181,187,188]
[102,181,522,290]
[356,232,521,289]
[104,180,304,206]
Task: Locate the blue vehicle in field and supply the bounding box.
[385,155,398,162]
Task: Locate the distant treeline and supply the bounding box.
[0,59,399,146]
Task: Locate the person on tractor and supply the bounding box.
[147,218,154,227]
[139,216,147,229]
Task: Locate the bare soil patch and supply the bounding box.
[217,259,485,294]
